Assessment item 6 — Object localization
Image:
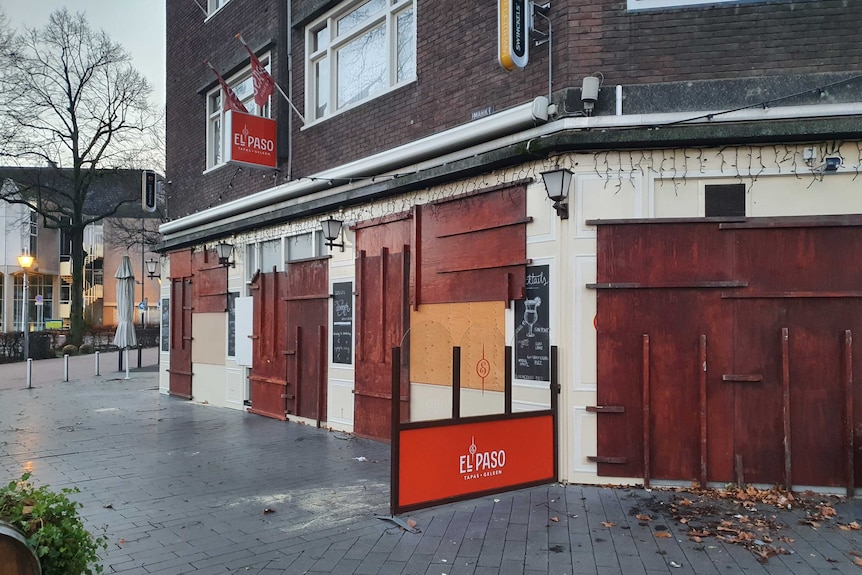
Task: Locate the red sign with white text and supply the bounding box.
[225,110,277,169]
[398,414,555,509]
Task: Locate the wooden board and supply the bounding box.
[595,219,862,489]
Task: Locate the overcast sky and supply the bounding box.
[1,1,166,108]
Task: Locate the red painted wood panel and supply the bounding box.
[733,226,862,293]
[169,276,193,399]
[249,260,329,421]
[354,217,411,441]
[354,248,409,440]
[596,223,735,286]
[596,218,862,489]
[419,186,527,304]
[784,300,849,486]
[249,272,288,420]
[730,300,785,485]
[285,258,329,421]
[193,249,229,313]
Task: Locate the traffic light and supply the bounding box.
[142,170,157,212]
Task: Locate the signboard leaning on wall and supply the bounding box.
[514,264,550,382]
[332,281,353,365]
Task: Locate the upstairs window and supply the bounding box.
[306,0,416,122]
[207,0,231,17]
[205,55,272,170]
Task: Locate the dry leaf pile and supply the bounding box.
[642,485,846,564]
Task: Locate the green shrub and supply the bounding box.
[0,473,107,575]
[79,343,95,355]
[62,344,79,356]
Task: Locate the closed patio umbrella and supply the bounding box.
[113,255,137,379]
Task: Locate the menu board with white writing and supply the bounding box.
[514,265,550,381]
[332,282,353,365]
[161,298,169,352]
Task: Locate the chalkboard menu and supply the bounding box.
[332,281,353,364]
[514,265,550,382]
[161,298,170,352]
[227,293,237,357]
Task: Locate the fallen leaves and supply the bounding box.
[601,521,615,528]
[642,485,839,565]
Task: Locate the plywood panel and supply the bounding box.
[597,223,735,286]
[596,217,862,489]
[734,226,862,293]
[410,301,506,392]
[193,249,228,314]
[191,313,226,365]
[419,186,527,304]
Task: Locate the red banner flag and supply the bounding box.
[237,35,275,108]
[205,60,248,114]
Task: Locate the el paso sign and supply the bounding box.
[397,414,555,511]
[225,109,277,169]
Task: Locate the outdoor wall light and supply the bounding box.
[540,168,573,219]
[320,217,345,252]
[214,241,235,267]
[145,257,159,279]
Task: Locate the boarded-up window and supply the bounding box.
[418,186,528,304]
[705,184,745,217]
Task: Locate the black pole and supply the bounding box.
[452,346,461,420]
[118,348,123,372]
[390,346,401,516]
[505,345,513,415]
[551,345,560,480]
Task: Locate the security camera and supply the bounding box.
[824,157,841,172]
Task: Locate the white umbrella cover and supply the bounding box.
[113,255,137,378]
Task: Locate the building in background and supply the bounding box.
[160,0,862,490]
[0,168,162,333]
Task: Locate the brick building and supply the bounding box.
[161,0,862,490]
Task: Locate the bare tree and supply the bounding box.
[0,9,160,345]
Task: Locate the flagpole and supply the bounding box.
[236,34,306,125]
[273,82,306,125]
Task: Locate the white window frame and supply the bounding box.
[205,54,272,171]
[206,0,231,18]
[305,0,416,123]
[628,0,742,10]
[244,232,327,282]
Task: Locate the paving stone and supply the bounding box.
[3,355,860,575]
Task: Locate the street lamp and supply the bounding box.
[145,257,159,279]
[18,253,34,362]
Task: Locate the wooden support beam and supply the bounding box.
[782,328,792,491]
[643,334,650,489]
[700,334,708,489]
[846,330,855,498]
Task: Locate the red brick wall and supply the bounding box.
[166,0,862,220]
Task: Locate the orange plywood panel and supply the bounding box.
[410,301,506,392]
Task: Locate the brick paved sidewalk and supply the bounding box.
[2,362,862,574]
